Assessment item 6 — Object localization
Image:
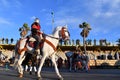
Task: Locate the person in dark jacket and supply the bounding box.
[31,18,42,54]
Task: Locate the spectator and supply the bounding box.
[74,52,82,71]
[4,56,10,70]
[81,52,90,72]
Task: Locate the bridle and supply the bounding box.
[44,27,70,40]
[60,27,70,40]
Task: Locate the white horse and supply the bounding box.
[15,26,70,80]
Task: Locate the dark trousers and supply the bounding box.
[32,34,40,50]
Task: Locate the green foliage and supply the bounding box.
[79,24,83,28]
[23,23,30,31]
[79,22,91,30]
[19,23,30,32]
[18,23,30,38]
[83,22,87,27]
[5,38,8,44]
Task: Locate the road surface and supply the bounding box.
[0,66,120,80]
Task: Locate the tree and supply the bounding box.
[116,39,120,46]
[5,38,9,44]
[64,40,67,45]
[94,39,96,46]
[10,38,14,44]
[86,39,92,45]
[76,39,80,46]
[72,39,75,46]
[79,22,91,54]
[19,23,30,38]
[69,40,71,45]
[2,38,4,44]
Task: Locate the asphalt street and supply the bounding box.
[0,66,120,80]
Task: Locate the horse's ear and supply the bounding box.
[64,25,68,29]
[57,26,61,29]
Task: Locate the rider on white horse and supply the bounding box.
[30,18,43,55]
[16,24,70,80]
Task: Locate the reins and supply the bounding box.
[44,39,56,51]
[42,27,67,52]
[44,33,60,40]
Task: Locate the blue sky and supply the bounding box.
[0,0,120,44]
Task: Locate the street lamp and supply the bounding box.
[79,22,91,54]
[51,11,54,31]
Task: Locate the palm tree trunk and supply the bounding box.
[83,29,86,54]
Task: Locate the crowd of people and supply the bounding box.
[0,49,120,75]
[64,46,91,72]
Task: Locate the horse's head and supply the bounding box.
[59,26,70,41]
[52,26,70,41]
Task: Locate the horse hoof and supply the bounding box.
[58,77,64,80]
[29,71,32,75]
[37,77,42,80]
[19,73,23,78]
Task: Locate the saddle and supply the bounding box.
[27,36,44,49]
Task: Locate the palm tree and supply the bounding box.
[5,38,9,44]
[72,39,75,46]
[76,39,80,46]
[0,39,1,44]
[116,39,120,46]
[2,38,4,44]
[69,39,71,46]
[79,22,91,54]
[19,23,30,38]
[94,39,96,46]
[86,39,92,45]
[64,40,67,46]
[10,38,14,44]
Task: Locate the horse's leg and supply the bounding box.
[37,55,47,79]
[29,65,33,75]
[51,55,63,80]
[25,65,28,72]
[74,62,77,71]
[34,66,37,75]
[17,52,25,77]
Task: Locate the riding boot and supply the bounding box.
[40,48,43,56]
